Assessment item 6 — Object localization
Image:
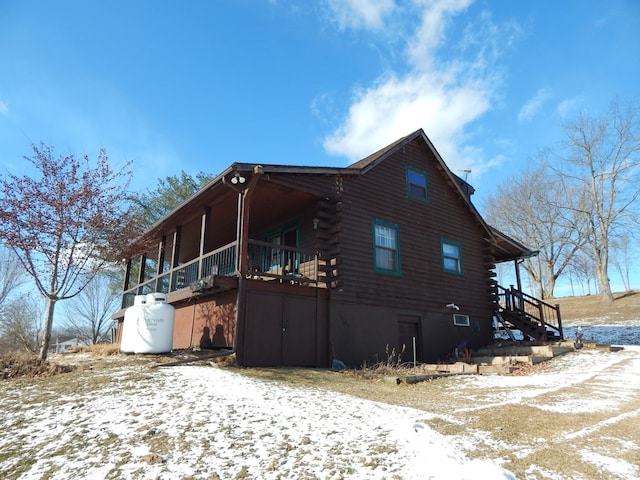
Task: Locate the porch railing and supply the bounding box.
[496,284,563,339]
[121,240,319,309]
[121,241,238,308]
[247,239,319,285]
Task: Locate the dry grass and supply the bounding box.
[238,351,640,479]
[65,343,122,355]
[0,351,76,379]
[554,290,640,324]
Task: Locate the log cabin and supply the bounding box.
[114,129,562,366]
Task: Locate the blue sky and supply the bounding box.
[1,0,639,294]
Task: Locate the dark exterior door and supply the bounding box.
[244,290,317,366]
[282,296,317,366]
[398,315,421,364]
[244,291,282,366]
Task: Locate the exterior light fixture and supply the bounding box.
[312,218,320,229]
[231,172,246,185]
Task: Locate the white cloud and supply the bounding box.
[324,72,492,169]
[0,100,8,116]
[407,0,473,71]
[517,88,553,122]
[557,97,580,118]
[326,0,395,30]
[323,0,512,174]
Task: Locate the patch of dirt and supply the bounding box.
[0,353,76,379]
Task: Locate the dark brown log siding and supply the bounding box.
[336,139,491,309]
[328,138,495,364]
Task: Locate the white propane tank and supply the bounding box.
[120,295,146,354]
[132,292,175,354]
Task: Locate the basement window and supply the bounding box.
[453,314,470,327]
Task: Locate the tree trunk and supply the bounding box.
[38,297,57,362]
[594,238,614,303]
[597,264,614,302]
[546,270,557,300]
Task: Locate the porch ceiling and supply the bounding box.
[248,180,320,232]
[489,226,538,263]
[146,177,321,241]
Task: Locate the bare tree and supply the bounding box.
[610,234,635,292]
[567,250,598,296]
[484,164,584,298]
[553,98,640,302]
[63,273,119,345]
[0,294,44,353]
[0,248,26,309]
[0,144,138,361]
[0,248,32,353]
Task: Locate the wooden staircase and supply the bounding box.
[494,285,563,342]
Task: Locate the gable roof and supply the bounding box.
[348,129,534,262]
[136,129,533,262]
[348,130,419,170]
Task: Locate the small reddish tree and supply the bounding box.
[0,144,138,361]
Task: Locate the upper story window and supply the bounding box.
[406,166,429,202]
[441,239,463,275]
[373,220,401,275]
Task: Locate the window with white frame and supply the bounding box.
[373,220,401,274]
[453,314,470,326]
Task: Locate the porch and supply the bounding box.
[119,239,322,310]
[117,164,345,316]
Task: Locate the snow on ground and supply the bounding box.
[450,346,640,415]
[1,360,515,480]
[563,324,640,347]
[2,325,639,479]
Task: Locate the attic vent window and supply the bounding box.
[453,314,470,327]
[406,166,429,202]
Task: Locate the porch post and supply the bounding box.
[154,237,164,292]
[168,227,181,292]
[514,258,523,292]
[198,208,209,278]
[237,169,262,276]
[157,236,166,276]
[233,166,263,365]
[235,191,243,274]
[171,227,181,268]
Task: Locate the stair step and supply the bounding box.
[471,355,540,366]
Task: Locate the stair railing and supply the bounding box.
[496,284,563,339]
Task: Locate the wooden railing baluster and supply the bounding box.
[494,284,563,341]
